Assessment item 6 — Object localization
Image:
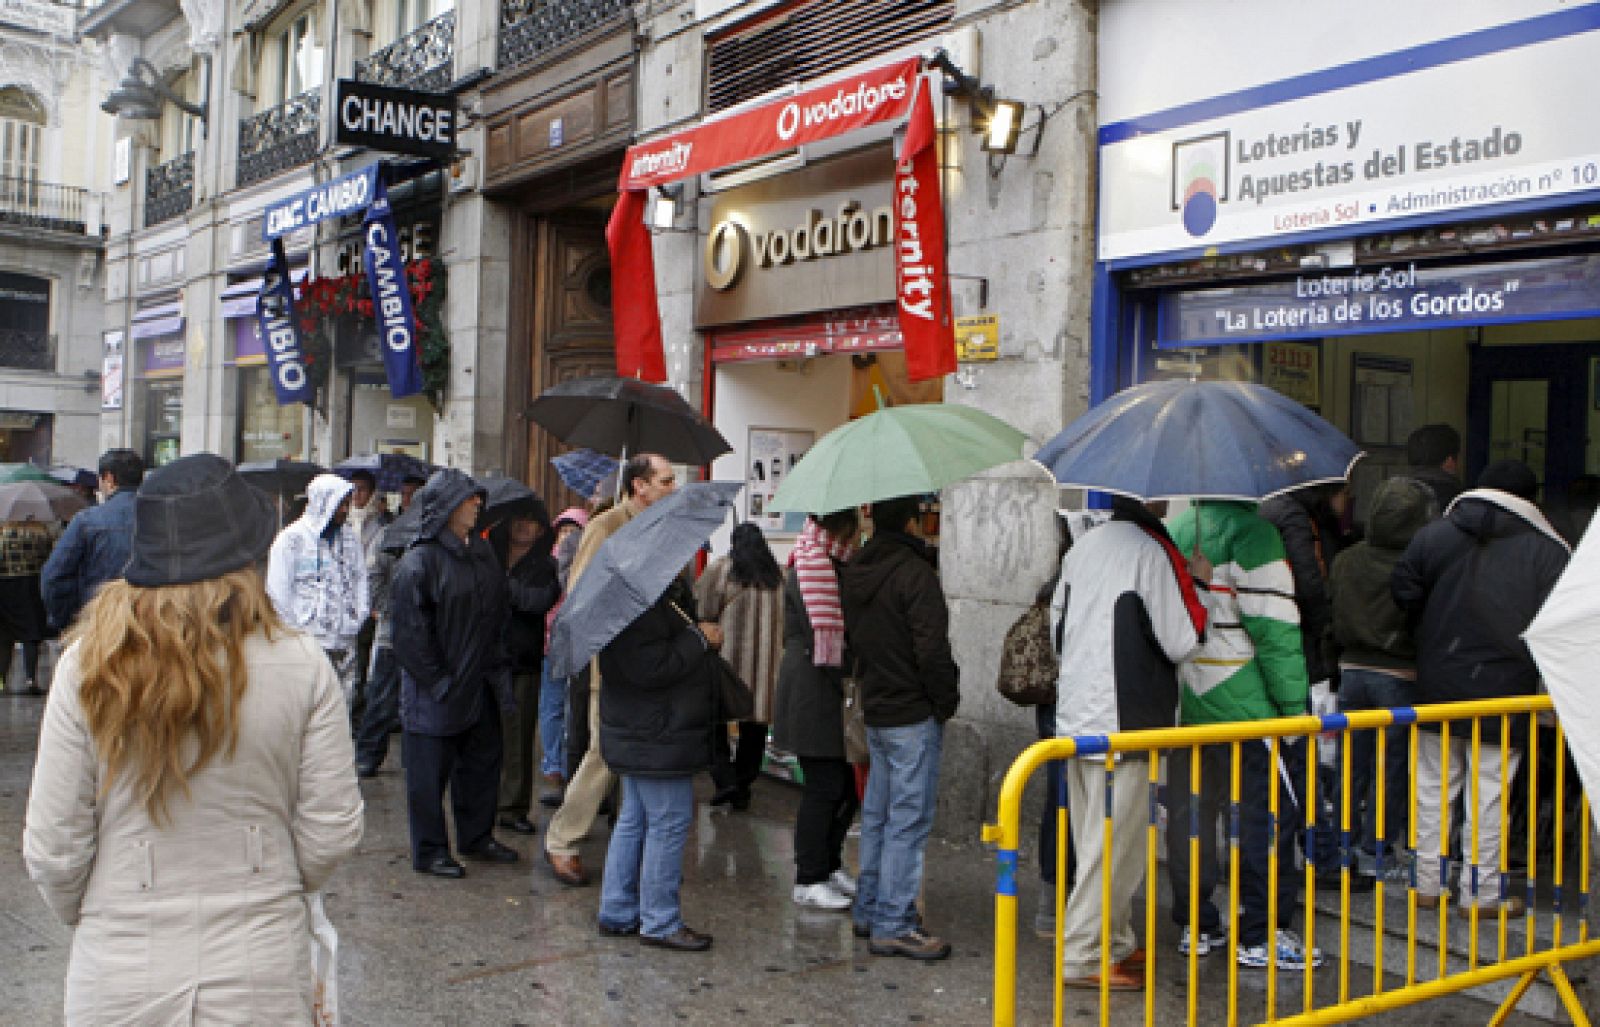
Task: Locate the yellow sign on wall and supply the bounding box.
[1264,340,1321,408]
[955,314,999,362]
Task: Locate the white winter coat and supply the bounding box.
[266,474,370,651]
[23,631,364,1025]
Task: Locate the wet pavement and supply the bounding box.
[0,692,1566,1025]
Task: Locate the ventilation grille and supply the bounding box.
[705,0,955,114]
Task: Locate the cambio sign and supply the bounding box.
[1098,4,1600,262]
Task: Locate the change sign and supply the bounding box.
[335,79,456,160]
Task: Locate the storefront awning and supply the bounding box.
[221,267,309,319]
[130,300,183,341]
[710,308,903,363]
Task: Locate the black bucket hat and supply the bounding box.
[124,453,280,587]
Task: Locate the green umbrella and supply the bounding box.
[0,463,56,484]
[768,404,1027,514]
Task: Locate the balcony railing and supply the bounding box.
[0,177,90,234]
[0,329,55,372]
[356,10,455,92]
[144,151,194,228]
[499,0,630,71]
[238,89,321,189]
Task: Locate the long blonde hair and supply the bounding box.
[70,566,281,824]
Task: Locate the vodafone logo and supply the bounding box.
[774,76,909,143]
[777,102,802,141]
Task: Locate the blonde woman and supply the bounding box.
[23,454,364,1024]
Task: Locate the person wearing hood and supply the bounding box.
[1328,476,1436,879]
[538,507,588,807]
[489,506,562,835]
[1392,459,1570,915]
[839,494,959,961]
[354,514,410,778]
[390,469,519,877]
[265,472,371,712]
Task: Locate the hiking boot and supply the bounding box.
[869,928,952,961]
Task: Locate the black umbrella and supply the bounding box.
[475,475,550,527]
[382,503,423,553]
[527,376,731,466]
[334,452,436,492]
[237,458,326,501]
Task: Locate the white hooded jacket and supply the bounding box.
[266,474,370,650]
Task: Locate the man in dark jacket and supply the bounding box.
[391,469,519,878]
[596,576,722,951]
[1392,459,1569,914]
[1260,484,1348,689]
[490,512,561,835]
[1404,423,1464,514]
[840,494,959,960]
[1328,476,1434,876]
[40,448,143,631]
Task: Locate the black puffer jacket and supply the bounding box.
[391,470,512,736]
[488,522,561,673]
[1328,476,1435,671]
[1391,490,1569,742]
[1408,465,1463,515]
[1260,490,1346,684]
[770,567,848,759]
[599,578,715,777]
[839,530,959,728]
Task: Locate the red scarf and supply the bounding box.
[1136,524,1209,638]
[790,518,853,667]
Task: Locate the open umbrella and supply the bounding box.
[1033,379,1362,501]
[334,452,436,493]
[1525,523,1600,814]
[551,448,619,500]
[237,458,326,501]
[768,404,1027,514]
[475,475,550,527]
[382,503,423,553]
[48,465,97,491]
[528,376,731,466]
[0,463,56,484]
[0,480,87,522]
[546,480,741,679]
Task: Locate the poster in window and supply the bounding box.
[1263,341,1320,408]
[101,329,124,410]
[746,427,813,532]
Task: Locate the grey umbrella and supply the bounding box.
[546,480,741,680]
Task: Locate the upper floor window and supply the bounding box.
[396,0,451,36]
[277,10,324,101]
[160,74,199,160]
[0,87,44,186]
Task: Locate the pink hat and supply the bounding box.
[554,506,589,529]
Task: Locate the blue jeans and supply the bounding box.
[1337,668,1416,860]
[537,656,566,779]
[599,775,695,938]
[854,717,943,939]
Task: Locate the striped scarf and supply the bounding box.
[790,517,853,667]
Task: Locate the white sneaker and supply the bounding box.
[1237,929,1324,970]
[1178,926,1226,957]
[829,870,858,898]
[793,882,852,911]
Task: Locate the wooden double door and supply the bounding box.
[516,212,615,510]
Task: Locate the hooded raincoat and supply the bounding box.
[265,474,369,652]
[390,470,513,737]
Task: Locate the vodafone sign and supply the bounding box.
[620,58,920,190]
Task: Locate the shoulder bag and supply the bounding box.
[995,600,1059,707]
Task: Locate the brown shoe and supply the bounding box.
[544,849,588,887]
[1116,947,1147,974]
[1064,967,1143,991]
[868,928,952,961]
[1415,893,1441,910]
[1459,896,1525,919]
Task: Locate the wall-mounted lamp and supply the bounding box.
[652,182,684,229]
[927,50,1030,157]
[101,54,211,136]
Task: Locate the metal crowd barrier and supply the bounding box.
[983,696,1597,1026]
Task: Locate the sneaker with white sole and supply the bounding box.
[793,882,852,911]
[828,870,858,898]
[1236,929,1323,970]
[1178,926,1227,957]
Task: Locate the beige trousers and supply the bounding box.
[1060,758,1148,977]
[543,667,615,857]
[1413,730,1522,907]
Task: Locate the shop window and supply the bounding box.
[0,271,51,371]
[237,365,305,464]
[145,380,183,467]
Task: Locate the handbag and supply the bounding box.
[995,600,1059,707]
[840,663,870,764]
[668,600,754,722]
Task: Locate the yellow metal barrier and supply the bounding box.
[982,696,1596,1026]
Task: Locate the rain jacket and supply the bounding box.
[1050,510,1209,741]
[1392,489,1569,742]
[390,470,513,737]
[265,474,369,651]
[488,521,561,674]
[598,577,715,777]
[40,488,136,631]
[1166,501,1309,725]
[839,530,960,728]
[1260,491,1347,684]
[1328,477,1435,672]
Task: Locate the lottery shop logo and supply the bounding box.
[1171,131,1230,238]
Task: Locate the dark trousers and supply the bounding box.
[499,671,539,815]
[1166,740,1304,947]
[565,668,591,782]
[403,697,503,868]
[1036,704,1076,887]
[795,756,859,885]
[354,643,400,770]
[350,618,376,725]
[712,721,768,794]
[1337,669,1415,859]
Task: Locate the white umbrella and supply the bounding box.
[1524,523,1600,808]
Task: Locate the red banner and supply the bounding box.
[607,55,954,384]
[619,58,922,190]
[894,82,956,381]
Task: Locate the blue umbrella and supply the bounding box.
[546,480,741,679]
[1035,379,1361,501]
[551,448,619,500]
[334,452,436,493]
